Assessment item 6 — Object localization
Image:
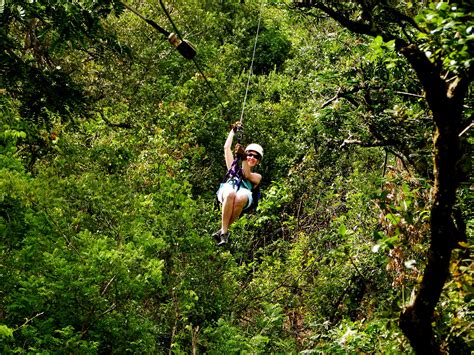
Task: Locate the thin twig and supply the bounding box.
[321,87,342,108]
[459,122,473,137]
[296,196,304,231]
[100,303,116,316]
[393,90,424,98]
[43,208,82,257]
[101,276,116,296]
[349,255,367,283]
[14,312,45,332]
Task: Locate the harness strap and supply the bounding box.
[222,157,243,190]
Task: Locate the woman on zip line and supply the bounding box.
[212,0,263,247]
[213,122,263,246]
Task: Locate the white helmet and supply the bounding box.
[245,143,263,159]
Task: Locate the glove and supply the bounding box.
[234,143,247,159]
[231,121,243,133]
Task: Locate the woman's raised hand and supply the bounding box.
[234,143,247,159]
[231,121,243,133]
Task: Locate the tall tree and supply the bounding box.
[293,0,472,352]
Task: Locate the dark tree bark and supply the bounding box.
[297,2,472,352]
[397,47,471,352]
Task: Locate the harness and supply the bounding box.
[218,170,260,214]
[219,150,261,213]
[221,150,244,189]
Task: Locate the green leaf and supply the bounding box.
[0,324,14,338]
[385,213,401,225]
[436,2,449,11]
[338,224,347,236]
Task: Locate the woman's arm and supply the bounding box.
[242,159,262,187]
[224,129,235,170]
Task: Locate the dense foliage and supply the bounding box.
[1,0,472,353]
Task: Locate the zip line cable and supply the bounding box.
[121,2,169,37]
[158,0,227,111]
[123,0,264,118]
[121,1,195,59]
[158,0,264,120]
[122,1,225,110]
[239,1,264,125]
[158,0,184,41]
[192,57,227,112]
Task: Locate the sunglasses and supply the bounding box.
[246,153,261,160]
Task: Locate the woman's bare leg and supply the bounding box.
[229,193,248,225]
[221,191,236,233]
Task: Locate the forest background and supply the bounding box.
[1,0,472,353]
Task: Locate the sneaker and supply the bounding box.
[212,230,222,242]
[217,232,230,247]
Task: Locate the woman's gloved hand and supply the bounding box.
[231,121,243,133]
[234,143,247,159]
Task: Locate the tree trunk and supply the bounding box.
[399,125,458,353]
[399,74,465,353]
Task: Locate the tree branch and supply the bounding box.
[14,312,45,332]
[321,86,362,108]
[339,138,385,148]
[459,122,473,137]
[448,66,474,103]
[99,111,133,129]
[380,4,425,33]
[321,87,342,108]
[340,139,412,174]
[398,45,445,112]
[393,91,424,99]
[312,1,444,98]
[101,276,116,296]
[313,3,378,37]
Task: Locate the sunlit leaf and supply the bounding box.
[372,244,381,253]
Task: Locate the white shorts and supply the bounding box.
[217,180,253,210]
